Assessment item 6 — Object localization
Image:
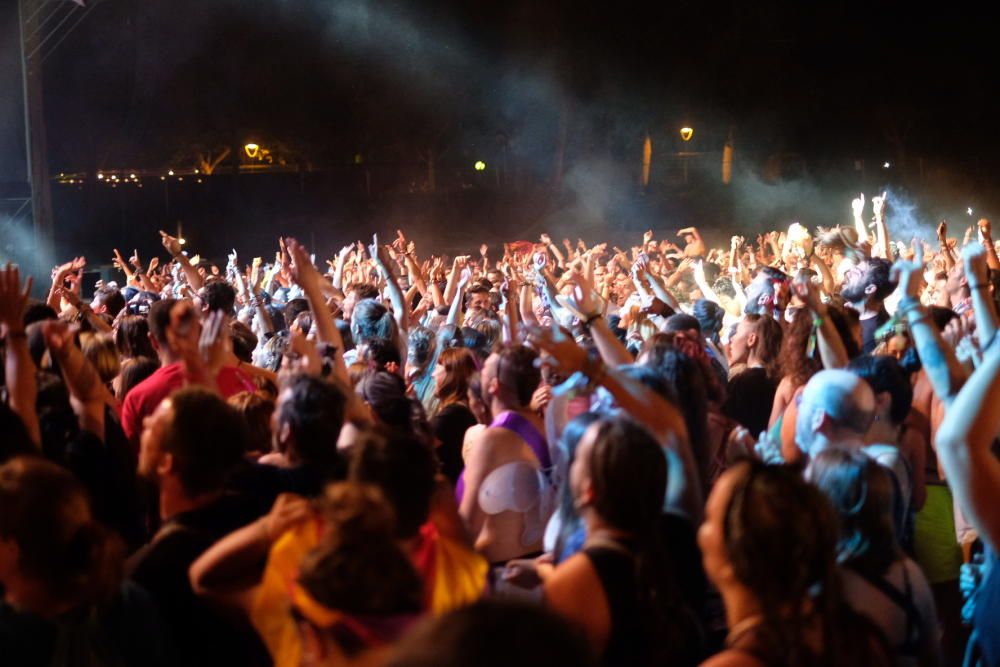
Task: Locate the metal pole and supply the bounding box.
[19,0,55,282]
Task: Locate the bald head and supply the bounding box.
[795,369,876,457]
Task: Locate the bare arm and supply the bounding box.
[977,219,1000,271]
[43,321,115,440]
[286,239,349,385]
[964,244,999,349]
[160,231,204,291]
[934,334,1000,551]
[0,265,39,446]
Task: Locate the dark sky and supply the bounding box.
[40,0,999,174]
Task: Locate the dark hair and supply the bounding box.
[300,482,423,620]
[864,258,897,301]
[352,299,397,347]
[349,429,437,539]
[228,391,276,456]
[349,283,380,301]
[723,462,890,667]
[744,313,784,378]
[387,600,594,667]
[229,321,258,364]
[435,347,479,406]
[0,457,124,606]
[357,370,413,429]
[847,355,912,425]
[652,348,710,491]
[493,344,541,408]
[692,299,725,344]
[666,313,701,335]
[198,280,236,315]
[460,326,489,359]
[283,298,311,328]
[92,286,126,317]
[0,403,37,464]
[278,374,347,469]
[364,337,403,372]
[586,417,702,664]
[114,314,156,359]
[553,412,603,562]
[809,449,900,577]
[147,298,178,348]
[826,305,862,360]
[116,356,159,402]
[161,387,248,496]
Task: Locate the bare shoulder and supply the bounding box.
[699,650,767,667]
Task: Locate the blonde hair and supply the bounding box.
[80,332,120,385]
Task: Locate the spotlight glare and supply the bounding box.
[883,161,891,169]
[474,160,486,171]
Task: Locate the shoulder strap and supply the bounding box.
[854,565,923,655]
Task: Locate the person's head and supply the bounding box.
[351,299,398,349]
[406,326,436,379]
[480,344,541,413]
[114,314,156,360]
[197,280,236,317]
[343,284,379,321]
[474,318,501,351]
[115,356,159,402]
[296,482,423,663]
[363,337,403,374]
[139,387,248,509]
[229,320,258,365]
[387,600,593,667]
[228,391,276,456]
[460,326,490,360]
[466,284,492,312]
[433,347,479,406]
[808,448,900,577]
[283,298,311,330]
[846,355,912,427]
[146,297,179,356]
[698,461,841,644]
[91,285,125,317]
[348,429,437,539]
[665,312,702,341]
[79,332,120,386]
[275,374,348,469]
[840,257,896,307]
[795,369,876,458]
[692,299,725,344]
[570,417,666,537]
[943,262,969,306]
[727,314,783,374]
[356,370,414,430]
[0,457,124,613]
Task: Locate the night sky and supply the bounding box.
[40,0,999,173]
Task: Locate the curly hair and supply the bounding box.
[779,309,822,389]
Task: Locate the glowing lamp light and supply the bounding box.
[130,173,136,179]
[97,173,104,180]
[680,127,694,142]
[883,161,891,169]
[168,170,175,176]
[474,160,486,171]
[244,143,260,159]
[178,238,187,246]
[160,176,166,181]
[968,207,974,216]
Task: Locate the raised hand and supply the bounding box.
[851,193,865,218]
[0,263,32,333]
[978,218,993,241]
[40,318,79,353]
[480,243,489,258]
[285,237,320,288]
[148,256,160,273]
[643,230,654,245]
[526,324,588,376]
[159,230,182,257]
[540,233,552,245]
[128,249,142,269]
[963,242,989,288]
[54,257,86,281]
[872,191,887,220]
[112,249,129,274]
[890,239,926,300]
[792,272,824,313]
[937,220,949,242]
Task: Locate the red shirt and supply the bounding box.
[121,362,254,449]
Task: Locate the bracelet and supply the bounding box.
[581,312,602,328]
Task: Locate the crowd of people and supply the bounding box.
[1,193,999,666]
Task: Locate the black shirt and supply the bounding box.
[431,402,478,485]
[723,367,778,437]
[127,493,270,667]
[861,308,891,354]
[0,582,173,667]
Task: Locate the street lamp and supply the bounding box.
[680,127,694,142]
[245,143,260,159]
[474,160,486,171]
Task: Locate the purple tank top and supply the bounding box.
[455,411,549,503]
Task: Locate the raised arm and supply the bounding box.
[370,234,409,360]
[963,244,999,349]
[1,264,39,446]
[286,238,348,385]
[160,231,205,291]
[934,333,1000,551]
[851,194,871,245]
[792,273,848,370]
[42,320,116,440]
[893,241,968,405]
[977,218,1000,271]
[871,192,892,260]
